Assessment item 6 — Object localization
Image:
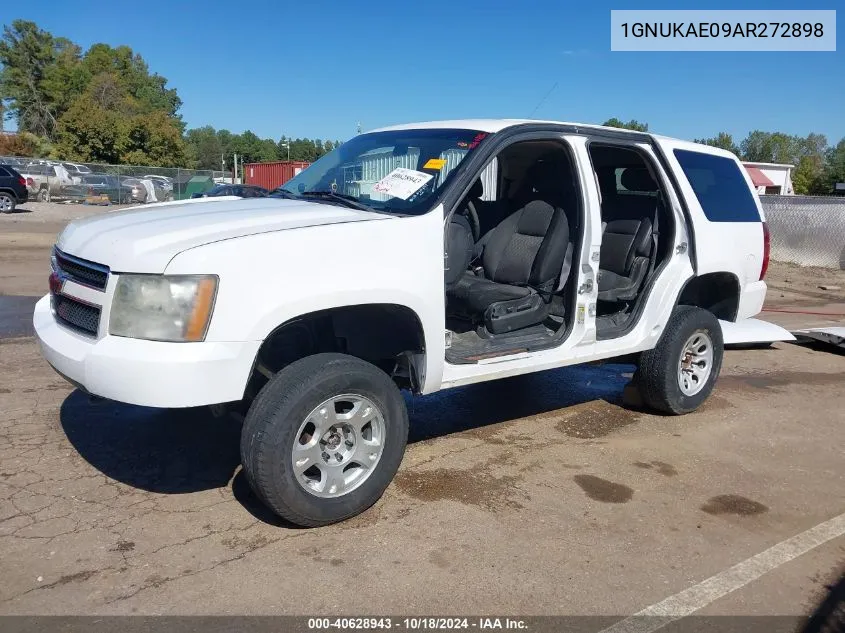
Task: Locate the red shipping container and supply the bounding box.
[244,161,311,190]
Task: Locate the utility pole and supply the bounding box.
[221,153,224,174]
[233,153,237,184]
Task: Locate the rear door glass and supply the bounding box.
[673,150,760,222]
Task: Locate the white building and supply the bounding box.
[742,162,794,195]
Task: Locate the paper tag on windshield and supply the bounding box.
[372,168,433,200]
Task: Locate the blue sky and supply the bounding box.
[2,0,843,143]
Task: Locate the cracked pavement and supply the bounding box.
[0,209,843,616]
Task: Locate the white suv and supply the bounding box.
[34,119,773,526]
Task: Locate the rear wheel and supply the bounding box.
[241,353,408,527]
[637,306,724,414]
[0,193,15,213]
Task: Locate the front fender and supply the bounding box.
[165,208,446,392]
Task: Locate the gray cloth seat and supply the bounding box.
[448,199,569,333]
[597,167,658,302]
[447,158,572,333]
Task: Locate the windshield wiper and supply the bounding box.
[268,187,299,199]
[300,191,375,213]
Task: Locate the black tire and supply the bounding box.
[637,305,724,415]
[241,353,408,527]
[0,193,15,213]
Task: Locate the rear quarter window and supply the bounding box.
[674,149,760,222]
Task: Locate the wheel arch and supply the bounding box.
[676,271,741,322]
[247,303,428,399]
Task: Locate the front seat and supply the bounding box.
[597,167,658,302]
[447,161,571,334]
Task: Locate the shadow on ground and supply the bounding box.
[59,362,635,519]
[0,295,40,338]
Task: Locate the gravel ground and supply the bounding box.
[0,199,843,619]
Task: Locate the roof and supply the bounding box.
[365,119,743,160]
[744,166,775,187]
[741,161,795,169]
[370,118,654,136]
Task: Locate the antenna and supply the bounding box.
[528,82,558,118]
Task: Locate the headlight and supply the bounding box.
[109,275,218,342]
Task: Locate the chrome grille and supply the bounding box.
[54,248,109,290]
[53,295,101,336]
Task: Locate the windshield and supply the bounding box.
[276,128,489,215]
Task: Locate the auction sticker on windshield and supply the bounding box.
[373,168,433,200]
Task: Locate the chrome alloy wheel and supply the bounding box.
[677,331,714,396]
[291,394,386,498]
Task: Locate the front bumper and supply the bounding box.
[33,295,260,408]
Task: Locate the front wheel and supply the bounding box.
[0,193,15,213]
[240,353,409,527]
[637,306,724,415]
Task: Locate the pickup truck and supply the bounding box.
[18,162,74,201]
[34,119,779,527]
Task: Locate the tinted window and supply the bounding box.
[0,166,9,176]
[674,150,760,222]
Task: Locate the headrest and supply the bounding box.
[516,200,556,237]
[620,167,657,192]
[518,155,570,205]
[468,179,483,199]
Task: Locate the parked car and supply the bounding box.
[0,163,29,212]
[117,177,172,204]
[0,156,27,169]
[143,175,174,192]
[191,184,268,198]
[34,119,784,527]
[62,174,134,204]
[18,163,74,201]
[62,162,93,184]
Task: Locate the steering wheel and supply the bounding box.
[462,200,481,241]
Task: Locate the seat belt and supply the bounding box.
[555,243,573,292]
[645,195,660,280]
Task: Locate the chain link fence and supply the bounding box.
[760,195,845,270]
[0,155,232,205]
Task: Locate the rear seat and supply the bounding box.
[597,168,659,302]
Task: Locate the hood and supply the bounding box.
[57,197,392,273]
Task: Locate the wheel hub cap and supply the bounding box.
[677,330,714,396]
[292,394,386,499]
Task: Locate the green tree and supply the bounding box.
[0,20,81,138]
[230,130,277,163]
[740,131,798,163]
[693,132,740,155]
[122,110,188,167]
[185,125,223,170]
[80,43,181,120]
[602,118,649,132]
[792,155,824,194]
[820,138,845,194]
[54,95,125,163]
[55,94,188,166]
[2,20,184,165]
